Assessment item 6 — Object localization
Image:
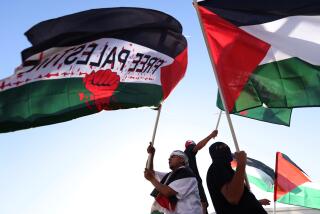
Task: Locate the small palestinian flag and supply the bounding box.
[0,8,187,133]
[274,152,320,209]
[196,0,320,126]
[233,153,320,209]
[232,156,274,193]
[274,152,311,201]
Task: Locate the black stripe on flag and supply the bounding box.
[246,157,275,180]
[198,0,320,26]
[22,7,187,61]
[281,153,308,176]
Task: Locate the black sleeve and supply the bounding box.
[184,144,197,157]
[213,166,233,191]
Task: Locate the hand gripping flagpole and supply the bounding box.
[146,104,162,169]
[193,0,250,189]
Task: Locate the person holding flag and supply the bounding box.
[206,142,270,214]
[184,129,218,214]
[144,144,202,214]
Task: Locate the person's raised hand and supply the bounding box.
[147,143,155,155]
[144,168,155,181]
[211,130,218,138]
[234,151,247,167]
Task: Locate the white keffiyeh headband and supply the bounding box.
[170,150,189,166]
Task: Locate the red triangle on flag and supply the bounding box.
[198,6,270,112]
[274,152,311,201]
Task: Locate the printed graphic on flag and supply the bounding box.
[0,8,187,133]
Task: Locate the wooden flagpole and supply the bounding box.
[192,0,250,189]
[146,104,162,169]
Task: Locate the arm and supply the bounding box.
[193,130,218,152]
[144,144,177,197]
[221,151,247,205]
[144,169,177,197]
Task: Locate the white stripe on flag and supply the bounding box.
[240,16,320,65]
[3,38,173,92]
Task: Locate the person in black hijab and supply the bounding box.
[206,142,270,214]
[184,130,218,214]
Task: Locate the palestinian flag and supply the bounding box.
[232,153,320,210]
[0,8,187,133]
[232,156,274,193]
[274,152,320,209]
[196,0,320,126]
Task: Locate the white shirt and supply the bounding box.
[151,167,202,214]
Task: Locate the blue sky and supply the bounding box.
[1,0,320,213]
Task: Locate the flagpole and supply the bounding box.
[215,110,223,130]
[146,104,162,169]
[273,152,280,214]
[193,0,250,189]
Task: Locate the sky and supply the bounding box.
[1,0,320,214]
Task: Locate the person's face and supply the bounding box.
[169,155,184,170]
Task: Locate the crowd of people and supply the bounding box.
[144,130,270,214]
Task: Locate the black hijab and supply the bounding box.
[209,142,233,166]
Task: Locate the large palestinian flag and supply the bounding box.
[275,152,320,209]
[196,0,320,126]
[0,8,187,133]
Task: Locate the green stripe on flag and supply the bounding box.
[0,79,162,133]
[247,174,274,193]
[251,57,320,108]
[0,78,92,119]
[217,94,292,126]
[235,106,292,126]
[278,183,320,209]
[111,83,162,109]
[218,56,320,126]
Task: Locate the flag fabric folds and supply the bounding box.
[197,0,320,126]
[0,8,188,133]
[274,152,311,201]
[274,152,320,209]
[233,153,320,209]
[277,181,320,210]
[217,95,292,126]
[232,156,274,193]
